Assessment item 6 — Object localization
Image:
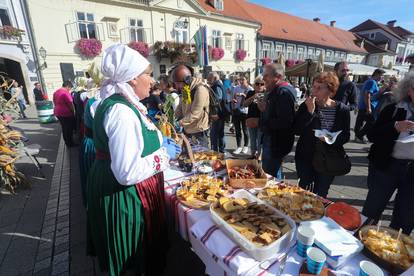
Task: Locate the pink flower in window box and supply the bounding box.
[285,59,295,68]
[235,49,247,61]
[261,57,271,65]
[128,41,150,57]
[75,38,102,58]
[211,47,224,60]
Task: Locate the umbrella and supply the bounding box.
[316,53,324,73]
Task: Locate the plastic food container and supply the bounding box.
[210,189,296,261]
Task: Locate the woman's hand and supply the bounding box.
[162,137,182,160]
[394,120,414,133]
[305,96,316,114]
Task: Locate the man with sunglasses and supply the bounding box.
[333,61,357,111]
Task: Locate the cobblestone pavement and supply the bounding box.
[0,109,394,275]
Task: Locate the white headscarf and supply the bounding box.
[99,44,150,103]
[98,44,157,131]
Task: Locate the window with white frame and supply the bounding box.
[262,42,271,58]
[315,49,321,58]
[214,0,224,10]
[174,20,188,44]
[308,48,314,59]
[286,45,294,59]
[326,50,332,60]
[211,30,222,48]
[297,47,304,60]
[224,35,232,50]
[76,12,96,39]
[0,8,11,26]
[369,33,375,39]
[275,44,283,56]
[335,52,340,60]
[235,33,244,50]
[129,18,144,42]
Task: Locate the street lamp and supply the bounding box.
[38,46,47,70]
[183,18,189,29]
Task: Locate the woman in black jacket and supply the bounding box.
[362,72,414,234]
[294,72,350,198]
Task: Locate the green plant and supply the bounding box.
[0,25,25,39]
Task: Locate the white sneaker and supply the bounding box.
[233,147,242,154]
[242,146,249,154]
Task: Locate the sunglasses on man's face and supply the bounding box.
[255,83,265,86]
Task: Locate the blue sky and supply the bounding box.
[249,0,414,31]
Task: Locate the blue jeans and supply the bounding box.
[295,158,335,198]
[210,119,225,153]
[362,159,414,234]
[248,127,262,155]
[262,136,283,179]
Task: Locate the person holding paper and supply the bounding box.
[363,72,414,235]
[294,72,350,198]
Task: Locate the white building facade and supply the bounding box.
[0,0,40,104]
[26,0,259,97]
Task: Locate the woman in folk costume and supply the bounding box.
[78,88,100,207]
[87,44,181,276]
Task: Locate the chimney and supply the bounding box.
[313,17,320,23]
[387,20,396,27]
[330,20,336,27]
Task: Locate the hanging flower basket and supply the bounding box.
[153,41,198,64]
[235,49,247,61]
[261,57,271,65]
[0,25,24,39]
[285,59,295,68]
[75,38,102,58]
[211,47,224,61]
[128,41,150,57]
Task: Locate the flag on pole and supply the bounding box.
[193,25,209,67]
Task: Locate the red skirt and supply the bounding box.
[135,172,169,276]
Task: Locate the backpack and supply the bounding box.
[192,83,223,122]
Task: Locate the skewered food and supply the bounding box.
[212,196,291,246]
[258,184,325,222]
[360,228,414,270]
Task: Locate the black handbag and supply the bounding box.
[312,140,351,176]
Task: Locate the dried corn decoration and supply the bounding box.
[0,120,27,193]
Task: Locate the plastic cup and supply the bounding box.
[359,261,384,276]
[297,225,315,245]
[306,247,326,275]
[296,241,311,257]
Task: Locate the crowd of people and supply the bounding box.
[47,43,414,275]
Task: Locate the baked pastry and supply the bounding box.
[258,184,325,222]
[213,196,290,246]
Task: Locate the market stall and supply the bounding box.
[162,144,414,276]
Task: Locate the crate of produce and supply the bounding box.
[225,159,267,189]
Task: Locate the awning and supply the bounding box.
[324,62,398,76]
[285,61,333,77]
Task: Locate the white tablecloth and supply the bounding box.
[162,167,392,276]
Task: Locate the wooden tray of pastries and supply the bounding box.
[358,226,414,273]
[257,184,325,223]
[176,174,232,209]
[193,151,224,162]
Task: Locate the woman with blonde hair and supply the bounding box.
[363,72,414,234]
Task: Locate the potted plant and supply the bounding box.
[261,57,271,65]
[128,41,150,57]
[235,49,247,61]
[0,25,25,39]
[153,41,198,64]
[75,38,102,58]
[211,47,224,61]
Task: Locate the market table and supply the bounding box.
[162,166,412,276]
